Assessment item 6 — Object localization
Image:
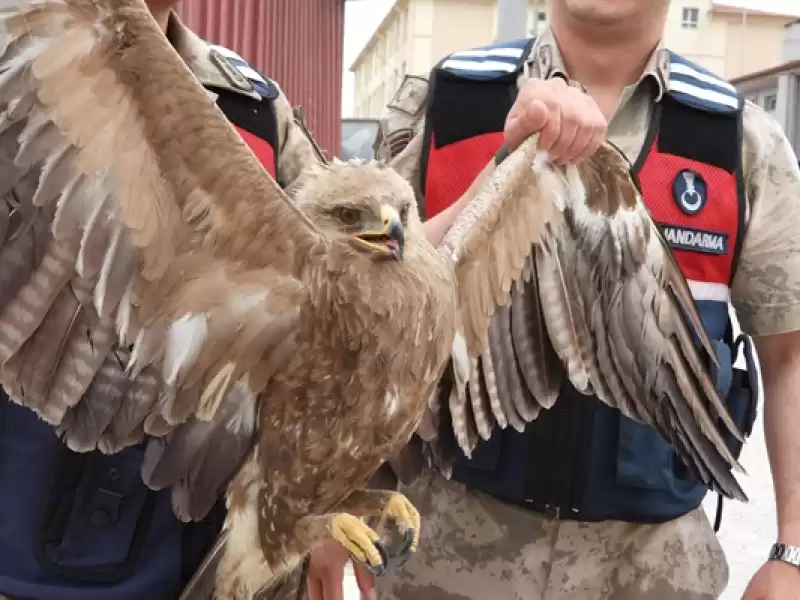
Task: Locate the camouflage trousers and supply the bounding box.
[267,469,729,600]
[376,469,729,600]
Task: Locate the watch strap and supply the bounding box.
[769,543,800,567]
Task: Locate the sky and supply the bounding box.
[342,0,395,117]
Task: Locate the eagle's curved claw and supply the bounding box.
[330,513,385,572]
[378,492,421,553]
[390,528,416,568]
[364,539,390,577]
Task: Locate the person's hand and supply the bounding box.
[742,559,800,599]
[503,77,607,164]
[306,540,376,600]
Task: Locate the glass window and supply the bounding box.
[764,93,778,113]
[681,7,699,28]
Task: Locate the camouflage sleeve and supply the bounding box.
[376,75,430,196]
[731,101,800,337]
[271,82,326,188]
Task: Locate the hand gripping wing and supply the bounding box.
[428,136,748,502]
[0,0,323,520]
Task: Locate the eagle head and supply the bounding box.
[291,158,419,262]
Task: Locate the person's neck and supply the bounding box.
[150,7,171,33]
[548,8,664,92]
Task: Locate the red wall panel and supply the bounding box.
[176,0,344,159]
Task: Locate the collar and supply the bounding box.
[525,28,668,101]
[166,11,263,101]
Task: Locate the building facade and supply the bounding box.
[350,0,800,119]
[732,20,800,156]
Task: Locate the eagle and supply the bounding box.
[0,1,746,599]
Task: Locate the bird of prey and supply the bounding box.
[0,1,745,598]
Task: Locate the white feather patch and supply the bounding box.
[163,313,209,386]
[450,331,470,392]
[115,278,135,345]
[531,150,550,173]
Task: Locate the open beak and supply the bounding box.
[352,205,406,261]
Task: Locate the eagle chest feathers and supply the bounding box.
[239,246,454,559]
[287,250,455,456]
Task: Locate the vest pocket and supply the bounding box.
[36,445,157,584]
[721,369,757,460]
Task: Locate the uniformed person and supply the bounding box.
[304,1,800,599]
[0,3,325,600]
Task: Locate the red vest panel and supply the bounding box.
[234,125,277,179]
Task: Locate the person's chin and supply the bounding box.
[559,0,643,26]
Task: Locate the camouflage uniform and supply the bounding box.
[365,29,800,600]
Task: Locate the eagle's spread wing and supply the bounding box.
[0,1,322,520]
[430,135,747,501]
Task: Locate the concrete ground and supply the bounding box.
[702,409,776,600]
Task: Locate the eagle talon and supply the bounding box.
[388,528,416,569]
[379,493,421,554]
[362,539,389,576]
[330,514,384,570]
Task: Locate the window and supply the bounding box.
[764,93,777,113]
[529,10,548,35]
[681,7,699,29]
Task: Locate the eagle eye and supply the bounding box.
[333,207,361,226]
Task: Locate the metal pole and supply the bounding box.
[495,0,529,42]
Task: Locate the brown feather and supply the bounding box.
[430,135,747,503]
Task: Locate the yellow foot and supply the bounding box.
[380,493,421,551]
[331,513,388,575]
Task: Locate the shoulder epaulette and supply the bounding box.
[208,43,278,101]
[438,37,536,81]
[665,51,741,114]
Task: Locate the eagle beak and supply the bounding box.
[352,205,406,261]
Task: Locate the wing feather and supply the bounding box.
[429,135,747,501]
[0,0,323,520]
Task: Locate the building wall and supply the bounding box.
[351,0,796,119]
[720,15,794,78]
[176,0,344,158]
[663,0,727,74]
[785,20,800,60]
[431,0,495,66]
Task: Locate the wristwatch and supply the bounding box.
[769,543,800,567]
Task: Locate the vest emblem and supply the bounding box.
[673,168,708,215]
